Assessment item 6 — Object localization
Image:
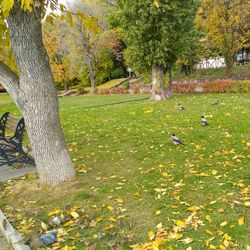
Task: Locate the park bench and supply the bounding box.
[0,112,35,167]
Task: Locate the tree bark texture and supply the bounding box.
[5,3,76,184]
[151,65,166,101]
[166,66,173,98]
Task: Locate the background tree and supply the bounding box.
[196,0,250,75]
[111,0,196,100]
[67,0,111,93]
[0,0,76,184]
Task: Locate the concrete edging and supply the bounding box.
[0,209,30,250]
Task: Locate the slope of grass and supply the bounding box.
[85,78,128,91]
[174,63,250,80]
[0,93,249,250]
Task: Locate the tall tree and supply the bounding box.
[43,18,75,87]
[111,0,195,100]
[196,0,250,75]
[0,0,76,184]
[67,0,110,93]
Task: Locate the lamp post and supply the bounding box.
[127,67,132,78]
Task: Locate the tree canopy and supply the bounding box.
[196,0,250,75]
[110,0,196,99]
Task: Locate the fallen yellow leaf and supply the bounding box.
[205,215,212,223]
[162,172,170,177]
[220,221,228,227]
[148,230,155,240]
[103,223,114,231]
[117,215,126,219]
[244,201,250,206]
[206,229,213,235]
[144,109,154,113]
[40,221,48,231]
[176,220,185,226]
[212,170,218,175]
[70,211,79,219]
[169,233,183,240]
[219,245,226,250]
[48,209,61,216]
[209,244,216,249]
[156,222,162,229]
[107,205,114,211]
[238,216,245,225]
[95,217,103,222]
[115,198,123,203]
[109,217,117,222]
[187,206,200,212]
[152,241,159,250]
[153,0,159,8]
[179,238,193,244]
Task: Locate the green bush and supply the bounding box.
[111,67,125,79]
[78,64,90,88]
[95,49,114,86]
[231,80,250,93]
[123,81,129,89]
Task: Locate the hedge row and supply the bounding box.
[173,80,250,93]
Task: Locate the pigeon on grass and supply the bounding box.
[26,231,57,249]
[172,134,184,145]
[201,116,209,126]
[212,100,219,105]
[178,103,185,110]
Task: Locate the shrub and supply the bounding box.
[111,67,125,79]
[78,64,90,88]
[173,80,250,93]
[110,86,129,94]
[77,85,88,95]
[231,80,250,93]
[95,49,114,85]
[98,88,110,95]
[123,81,129,89]
[203,80,235,93]
[129,84,141,94]
[173,83,196,93]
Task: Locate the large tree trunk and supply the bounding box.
[166,66,173,98]
[224,53,234,77]
[5,3,76,184]
[151,65,166,101]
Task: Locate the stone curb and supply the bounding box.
[0,209,30,250]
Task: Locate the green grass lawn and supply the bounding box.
[0,93,249,250]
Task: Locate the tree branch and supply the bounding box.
[0,61,20,102]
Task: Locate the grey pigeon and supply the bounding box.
[178,103,185,110]
[201,116,209,126]
[172,134,184,145]
[39,231,57,246]
[27,231,57,248]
